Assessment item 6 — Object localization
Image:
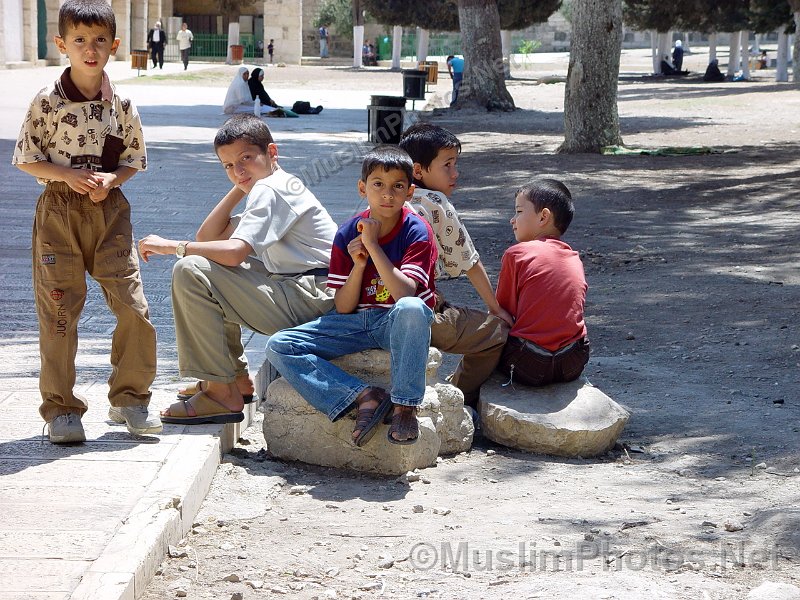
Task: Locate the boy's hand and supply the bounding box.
[138,234,173,263]
[347,235,369,267]
[87,172,117,203]
[63,169,102,196]
[491,306,515,327]
[356,218,381,249]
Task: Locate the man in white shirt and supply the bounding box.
[176,22,194,70]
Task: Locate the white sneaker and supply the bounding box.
[108,405,163,435]
[48,412,86,444]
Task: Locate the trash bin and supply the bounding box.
[131,49,148,73]
[367,95,406,144]
[402,69,427,100]
[230,44,244,63]
[418,60,439,85]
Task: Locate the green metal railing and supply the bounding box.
[163,33,261,62]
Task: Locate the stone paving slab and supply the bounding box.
[0,59,371,599]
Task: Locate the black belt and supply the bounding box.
[510,336,586,357]
[295,268,328,277]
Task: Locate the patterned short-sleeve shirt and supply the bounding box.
[406,187,479,279]
[12,68,147,183]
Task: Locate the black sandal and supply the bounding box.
[352,387,391,447]
[387,405,419,445]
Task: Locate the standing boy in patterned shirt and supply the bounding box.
[12,0,160,443]
[400,123,512,408]
[266,146,437,446]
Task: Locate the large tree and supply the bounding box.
[362,0,560,110]
[559,0,623,153]
[456,0,514,110]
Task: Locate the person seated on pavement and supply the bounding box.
[138,114,337,425]
[247,67,280,109]
[223,66,254,114]
[495,179,589,388]
[265,146,438,446]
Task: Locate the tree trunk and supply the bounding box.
[353,25,364,68]
[417,28,429,62]
[727,31,741,78]
[226,20,240,64]
[391,25,402,71]
[776,31,789,82]
[740,30,750,80]
[559,0,623,153]
[794,11,800,84]
[500,29,512,79]
[455,0,515,111]
[708,33,717,63]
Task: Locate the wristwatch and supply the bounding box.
[176,241,189,258]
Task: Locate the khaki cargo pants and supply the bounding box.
[32,183,157,422]
[171,255,334,383]
[431,294,510,407]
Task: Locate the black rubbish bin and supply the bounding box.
[402,69,427,101]
[367,95,406,144]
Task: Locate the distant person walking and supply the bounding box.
[176,22,193,70]
[319,25,329,58]
[147,21,166,69]
[268,39,274,64]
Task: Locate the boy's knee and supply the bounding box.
[171,255,205,284]
[394,297,432,325]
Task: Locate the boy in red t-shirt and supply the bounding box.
[496,179,589,386]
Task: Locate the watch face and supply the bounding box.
[177,243,186,257]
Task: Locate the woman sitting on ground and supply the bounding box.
[247,67,280,109]
[223,66,254,114]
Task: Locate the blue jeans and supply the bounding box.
[451,72,463,105]
[265,297,433,421]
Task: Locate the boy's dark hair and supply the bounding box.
[59,0,116,39]
[214,114,275,153]
[360,145,413,184]
[398,123,461,172]
[517,179,575,235]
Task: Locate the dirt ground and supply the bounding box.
[141,54,799,600]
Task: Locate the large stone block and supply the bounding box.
[262,348,474,474]
[418,383,474,455]
[478,375,629,458]
[264,377,440,475]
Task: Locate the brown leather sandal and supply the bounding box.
[352,387,392,447]
[387,405,419,445]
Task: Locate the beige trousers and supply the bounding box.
[431,294,510,407]
[32,183,157,422]
[171,255,334,382]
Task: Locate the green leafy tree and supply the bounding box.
[315,0,354,39]
[362,0,560,31]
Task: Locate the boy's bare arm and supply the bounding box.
[16,161,102,195]
[138,235,252,267]
[196,185,246,241]
[466,261,514,326]
[334,234,370,313]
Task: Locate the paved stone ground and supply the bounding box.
[0,58,383,599]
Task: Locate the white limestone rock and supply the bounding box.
[478,375,629,458]
[262,348,473,473]
[264,377,440,475]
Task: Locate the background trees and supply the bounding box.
[559,0,623,153]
